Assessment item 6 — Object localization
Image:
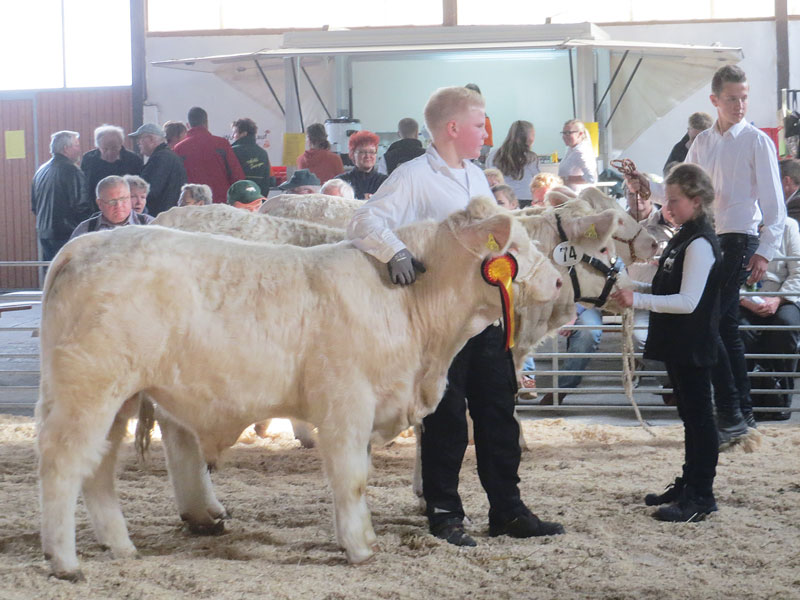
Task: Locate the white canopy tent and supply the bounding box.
[152,23,742,164]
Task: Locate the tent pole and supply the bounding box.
[254,60,285,115]
[291,57,305,132]
[604,57,643,128]
[568,48,577,119]
[594,50,628,120]
[301,64,332,119]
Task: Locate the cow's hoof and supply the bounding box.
[370,542,381,553]
[298,437,316,449]
[253,422,269,438]
[187,519,226,536]
[210,508,231,521]
[346,547,376,565]
[50,569,85,583]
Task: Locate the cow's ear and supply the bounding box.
[459,213,515,255]
[562,209,619,245]
[466,195,503,220]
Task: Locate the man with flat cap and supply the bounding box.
[227,179,266,212]
[130,123,187,216]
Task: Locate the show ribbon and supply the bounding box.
[481,254,519,350]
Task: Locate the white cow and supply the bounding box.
[154,204,345,247]
[36,196,562,580]
[259,193,363,229]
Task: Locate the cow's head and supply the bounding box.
[578,187,659,264]
[453,196,562,305]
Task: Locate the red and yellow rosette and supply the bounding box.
[481,254,519,350]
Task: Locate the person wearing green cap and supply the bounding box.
[227,179,266,212]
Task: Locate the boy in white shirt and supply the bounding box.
[348,87,564,546]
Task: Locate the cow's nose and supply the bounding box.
[556,277,563,289]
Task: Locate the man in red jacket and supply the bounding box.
[174,106,245,204]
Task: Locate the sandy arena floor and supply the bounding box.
[0,415,798,600]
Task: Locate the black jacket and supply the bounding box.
[232,135,273,190]
[80,147,143,210]
[384,138,425,175]
[141,143,187,216]
[31,154,94,240]
[663,133,690,173]
[644,215,722,366]
[338,168,388,199]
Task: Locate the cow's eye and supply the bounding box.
[600,247,607,253]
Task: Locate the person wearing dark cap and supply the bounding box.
[174,106,245,205]
[129,123,187,217]
[278,169,321,194]
[227,179,266,212]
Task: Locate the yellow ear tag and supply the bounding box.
[584,224,598,239]
[486,234,501,252]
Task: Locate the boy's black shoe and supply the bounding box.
[644,477,684,506]
[743,411,758,429]
[489,508,565,538]
[653,491,718,523]
[717,412,749,448]
[430,519,477,547]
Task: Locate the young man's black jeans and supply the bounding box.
[711,233,760,420]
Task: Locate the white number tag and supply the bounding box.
[553,242,581,267]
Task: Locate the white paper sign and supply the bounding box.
[553,241,581,267]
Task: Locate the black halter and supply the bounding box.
[555,213,623,307]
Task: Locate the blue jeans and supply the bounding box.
[559,307,603,389]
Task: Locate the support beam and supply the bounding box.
[776,0,789,108]
[443,0,457,26]
[130,0,146,131]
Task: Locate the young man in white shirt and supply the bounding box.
[684,65,786,442]
[348,87,564,547]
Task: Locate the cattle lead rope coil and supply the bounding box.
[622,308,655,436]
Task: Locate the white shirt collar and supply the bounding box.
[714,118,747,138]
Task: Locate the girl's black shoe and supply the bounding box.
[644,477,684,506]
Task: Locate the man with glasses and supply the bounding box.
[338,130,388,199]
[70,175,153,239]
[558,119,597,190]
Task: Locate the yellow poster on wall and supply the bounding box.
[5,130,25,159]
[584,122,599,157]
[282,133,306,167]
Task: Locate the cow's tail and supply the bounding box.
[134,392,155,462]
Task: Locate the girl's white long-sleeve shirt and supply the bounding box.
[631,237,715,314]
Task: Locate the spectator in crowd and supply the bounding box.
[129,123,187,217]
[80,124,143,212]
[348,85,564,547]
[612,163,723,523]
[178,183,213,207]
[31,130,94,260]
[684,65,785,442]
[664,112,714,173]
[465,83,493,165]
[781,158,800,221]
[491,183,519,211]
[486,120,540,205]
[537,305,603,406]
[530,172,564,207]
[227,179,266,212]
[320,178,355,199]
[277,169,321,195]
[297,123,344,184]
[739,216,800,421]
[231,117,273,191]
[484,168,505,188]
[338,131,388,199]
[383,117,425,175]
[124,174,150,215]
[70,175,153,238]
[174,106,245,205]
[558,119,597,189]
[163,120,187,149]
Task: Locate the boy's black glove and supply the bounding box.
[387,249,426,285]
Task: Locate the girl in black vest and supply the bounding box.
[612,163,722,522]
